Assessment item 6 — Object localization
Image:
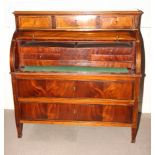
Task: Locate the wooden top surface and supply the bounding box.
[13,10,143,15]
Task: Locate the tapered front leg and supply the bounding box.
[16,123,23,138]
[131,77,141,143]
[12,76,23,138]
[131,127,137,143]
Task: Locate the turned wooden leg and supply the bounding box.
[131,127,137,143]
[16,123,23,138]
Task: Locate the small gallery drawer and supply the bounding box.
[56,15,97,29]
[18,16,52,29]
[20,103,75,120]
[90,54,132,61]
[75,81,134,100]
[100,16,133,29]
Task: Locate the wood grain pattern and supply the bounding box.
[75,80,133,99]
[20,120,132,127]
[15,31,137,41]
[17,79,133,99]
[76,104,132,122]
[13,72,141,80]
[18,97,134,106]
[20,103,75,120]
[20,102,132,123]
[100,16,133,29]
[14,11,143,15]
[18,16,52,29]
[19,60,133,68]
[17,79,75,98]
[56,15,97,29]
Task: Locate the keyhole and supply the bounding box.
[33,20,37,25]
[73,86,76,91]
[74,20,78,26]
[115,18,118,24]
[116,35,119,40]
[113,17,118,24]
[73,109,76,114]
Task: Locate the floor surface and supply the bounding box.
[4,110,151,155]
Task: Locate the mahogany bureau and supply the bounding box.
[10,11,143,142]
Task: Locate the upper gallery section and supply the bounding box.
[14,11,143,30]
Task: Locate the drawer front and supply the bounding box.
[20,103,132,123]
[17,79,75,98]
[90,54,132,61]
[18,16,52,29]
[76,105,132,123]
[75,81,133,100]
[100,16,133,29]
[56,15,97,29]
[20,103,75,120]
[17,79,133,100]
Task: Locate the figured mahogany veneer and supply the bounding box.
[20,103,133,123]
[10,11,143,143]
[17,79,133,99]
[15,11,141,30]
[18,16,52,29]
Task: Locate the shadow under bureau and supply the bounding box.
[10,11,143,142]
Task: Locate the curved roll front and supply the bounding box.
[10,32,17,72]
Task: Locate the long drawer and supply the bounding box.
[20,103,133,123]
[17,79,134,100]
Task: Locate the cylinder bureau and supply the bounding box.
[10,10,143,142]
